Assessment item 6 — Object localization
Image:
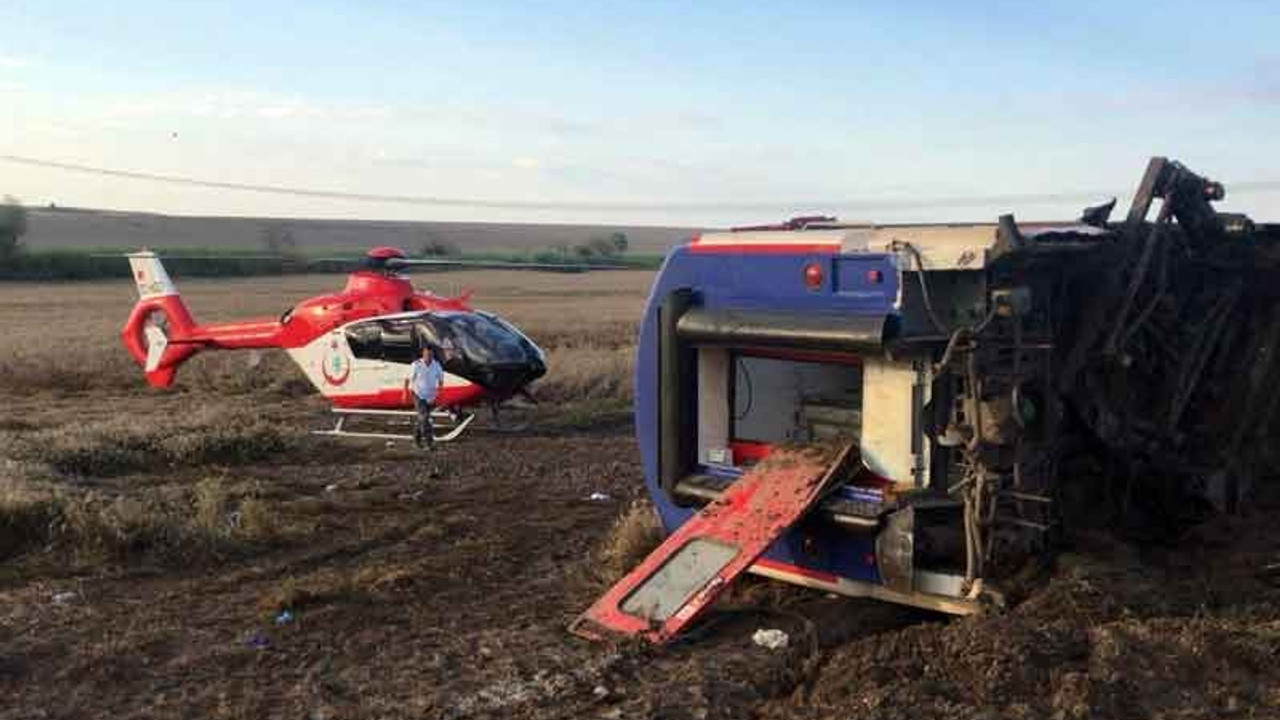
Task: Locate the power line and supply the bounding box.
[4,153,1279,214]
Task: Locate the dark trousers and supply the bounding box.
[414,397,434,447]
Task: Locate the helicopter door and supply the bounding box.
[342,319,411,394]
[345,321,385,367]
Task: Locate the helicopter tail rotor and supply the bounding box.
[122,250,200,387]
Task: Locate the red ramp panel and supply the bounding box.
[570,441,855,644]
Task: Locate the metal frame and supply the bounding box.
[313,407,475,442]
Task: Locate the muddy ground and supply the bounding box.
[2,389,1279,720]
[2,271,1279,719]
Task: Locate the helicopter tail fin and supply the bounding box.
[121,251,200,387]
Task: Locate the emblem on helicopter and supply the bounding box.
[320,339,351,385]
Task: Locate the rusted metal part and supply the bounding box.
[1125,157,1169,227]
[1105,200,1174,357]
[1043,158,1280,530]
[1166,285,1240,432]
[875,507,915,594]
[570,442,855,644]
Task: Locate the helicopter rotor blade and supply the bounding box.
[89,252,292,261]
[92,252,630,272]
[387,257,630,272]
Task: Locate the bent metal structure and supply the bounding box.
[577,158,1280,639]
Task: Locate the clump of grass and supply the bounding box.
[192,477,230,535]
[0,479,63,562]
[258,570,356,614]
[0,418,38,432]
[0,476,283,569]
[590,499,664,588]
[61,493,187,563]
[0,346,138,396]
[257,563,417,617]
[537,345,633,403]
[14,409,293,477]
[237,494,275,540]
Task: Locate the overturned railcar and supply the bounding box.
[628,158,1280,617]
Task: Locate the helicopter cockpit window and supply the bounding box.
[438,312,529,365]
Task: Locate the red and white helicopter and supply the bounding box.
[121,246,557,442]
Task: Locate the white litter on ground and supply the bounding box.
[752,628,789,650]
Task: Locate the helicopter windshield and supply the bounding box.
[430,311,531,365]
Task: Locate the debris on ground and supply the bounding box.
[752,628,790,650]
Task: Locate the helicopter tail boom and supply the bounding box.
[122,251,292,387]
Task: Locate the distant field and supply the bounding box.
[23,206,703,256]
[0,269,654,403]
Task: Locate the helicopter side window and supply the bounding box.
[345,322,383,361]
[380,321,418,365]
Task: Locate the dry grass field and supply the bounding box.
[3,270,1280,719]
[0,270,650,402]
[24,207,700,256]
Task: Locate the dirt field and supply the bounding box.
[3,273,1280,719]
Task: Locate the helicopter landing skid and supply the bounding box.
[313,408,475,443]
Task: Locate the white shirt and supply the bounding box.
[409,358,443,402]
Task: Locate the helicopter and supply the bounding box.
[120,246,582,442]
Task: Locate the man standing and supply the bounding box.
[405,346,444,449]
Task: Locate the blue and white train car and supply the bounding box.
[633,219,1081,614]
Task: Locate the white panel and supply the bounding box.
[863,226,995,270]
[126,250,178,298]
[860,358,928,487]
[697,348,730,465]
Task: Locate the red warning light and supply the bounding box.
[803,262,824,290]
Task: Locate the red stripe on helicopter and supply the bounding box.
[328,384,486,410]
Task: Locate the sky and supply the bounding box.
[1,0,1278,227]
